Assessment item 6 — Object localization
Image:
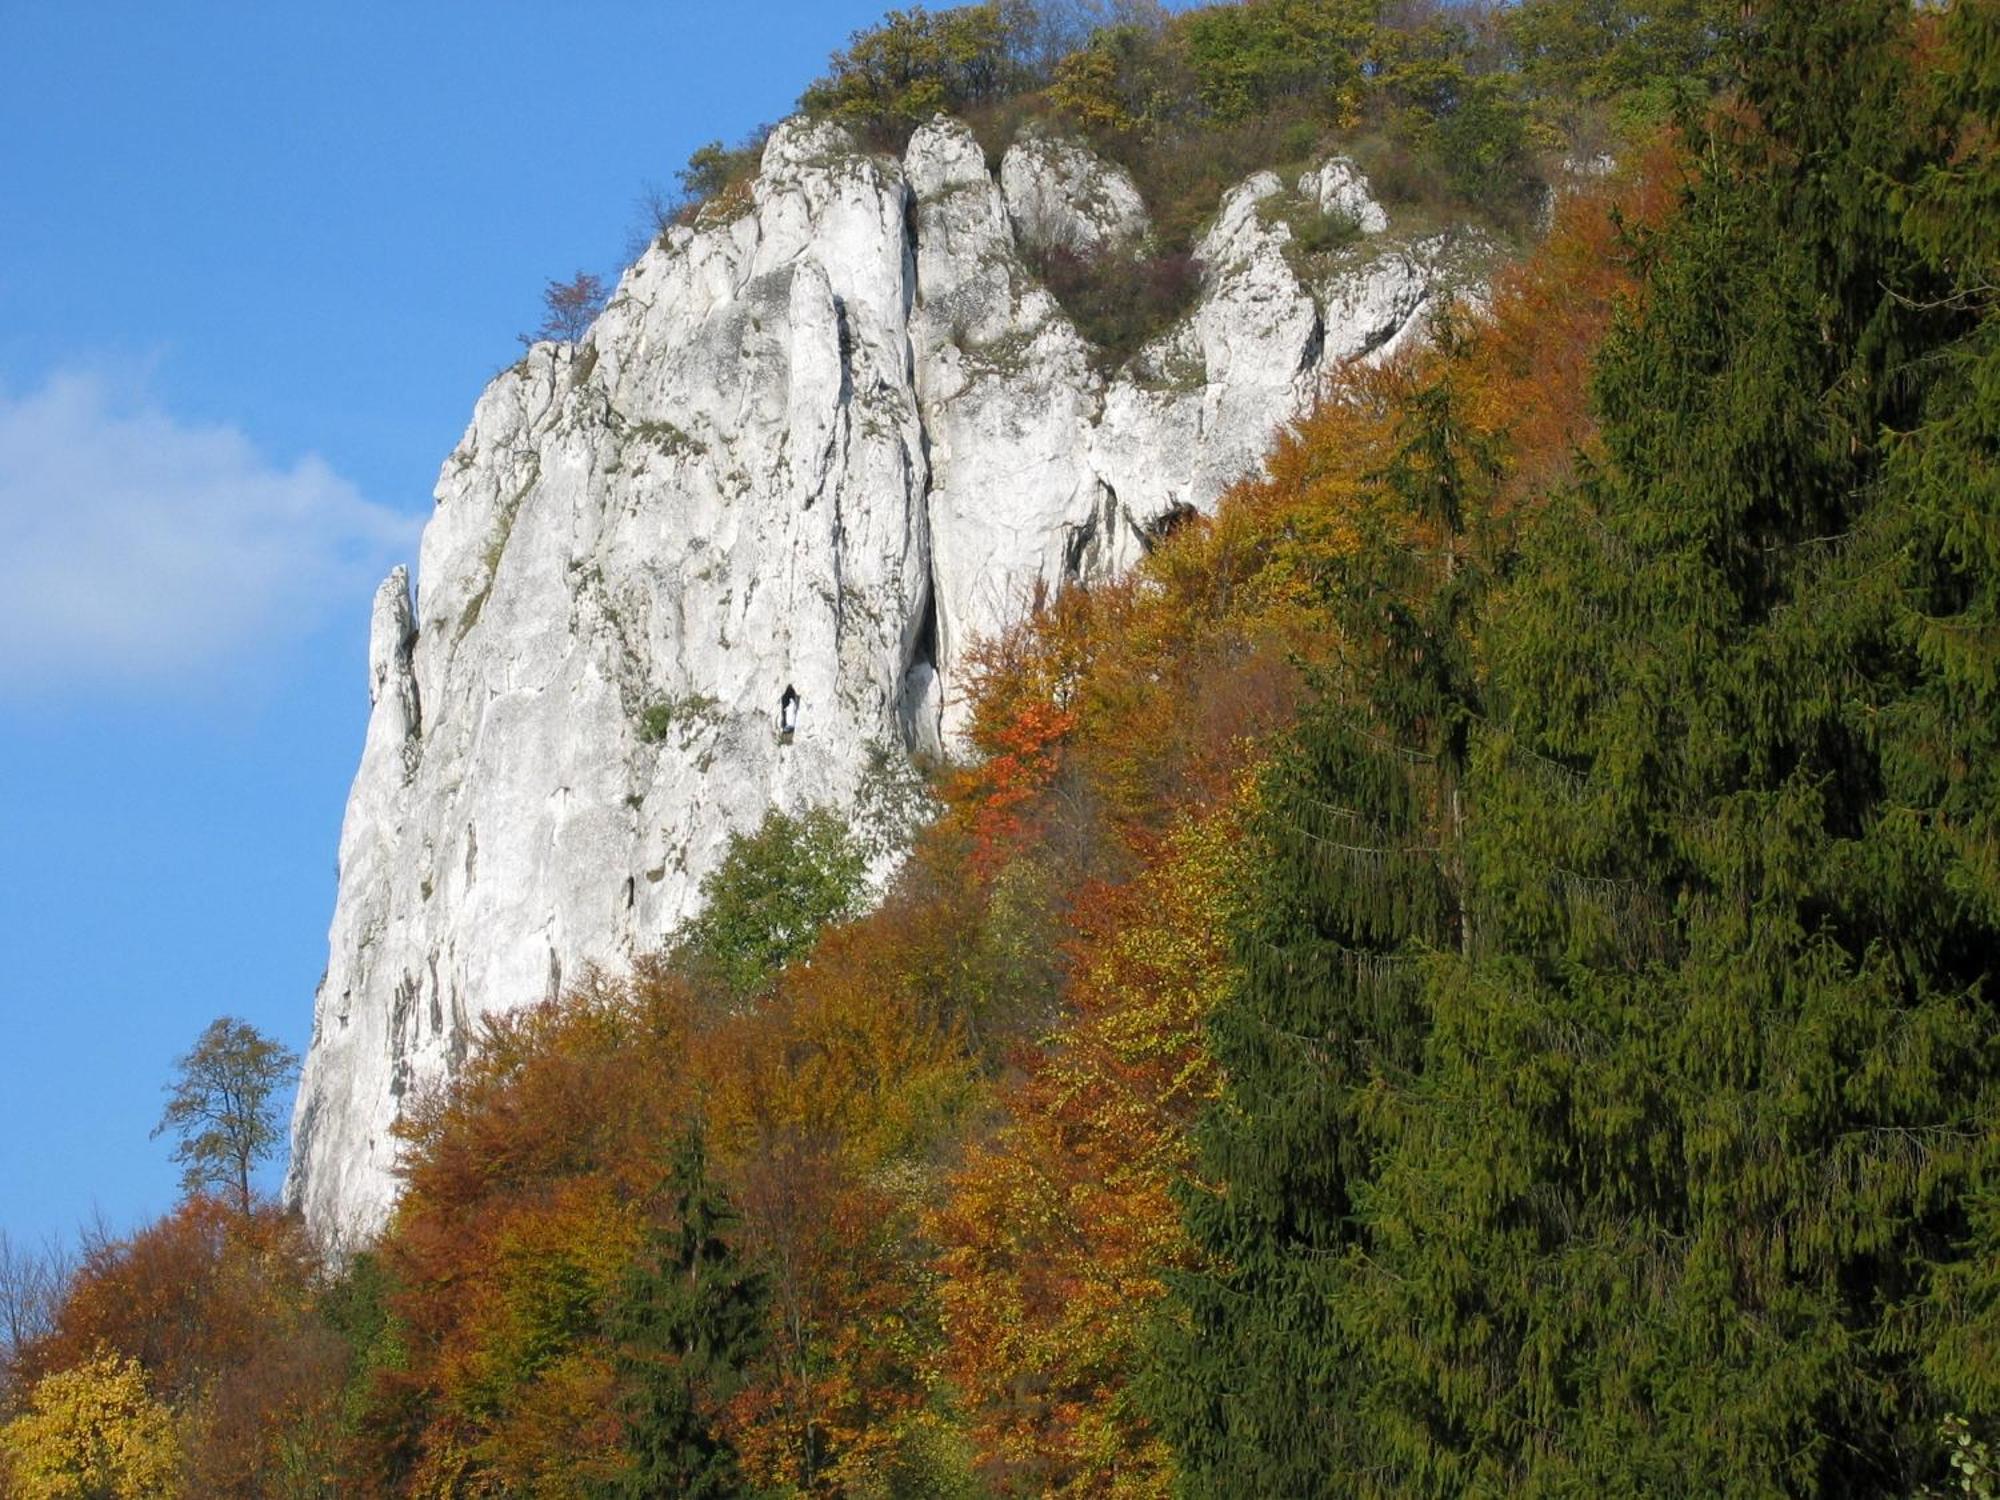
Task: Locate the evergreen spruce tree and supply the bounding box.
[1875,0,2000,1431]
[597,1126,768,1500]
[1156,1,1999,1492]
[1147,332,1504,1493]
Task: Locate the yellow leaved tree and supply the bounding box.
[0,1350,181,1500]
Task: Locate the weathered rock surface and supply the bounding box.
[289,114,1488,1245]
[1298,156,1389,235]
[1000,129,1149,254]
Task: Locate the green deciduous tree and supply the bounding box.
[1372,17,1539,216]
[800,3,1020,136]
[678,808,869,997]
[152,1016,299,1216]
[1180,0,1374,123]
[1503,0,1736,137]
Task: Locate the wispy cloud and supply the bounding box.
[0,370,418,695]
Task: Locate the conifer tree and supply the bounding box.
[596,1126,768,1500]
[1418,1,1993,1486]
[1874,0,2000,1431]
[1146,336,1504,1493]
[1156,0,2000,1491]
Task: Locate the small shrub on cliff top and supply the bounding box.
[1023,240,1203,372]
[520,271,607,347]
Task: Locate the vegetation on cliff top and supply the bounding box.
[791,0,1734,235]
[657,0,1737,371]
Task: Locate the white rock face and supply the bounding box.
[1298,157,1389,235]
[1000,130,1149,254]
[288,116,1487,1245]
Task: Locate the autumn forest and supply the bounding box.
[4,0,1998,1495]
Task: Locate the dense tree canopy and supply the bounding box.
[1155,1,2000,1492]
[789,0,1736,235]
[16,2,1999,1495]
[676,808,871,998]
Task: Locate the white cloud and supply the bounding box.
[0,371,419,694]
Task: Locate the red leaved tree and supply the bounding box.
[522,271,607,345]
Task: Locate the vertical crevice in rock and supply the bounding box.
[1063,508,1099,584]
[388,972,416,1099]
[902,188,922,305]
[904,143,944,751]
[899,569,943,762]
[832,295,855,405]
[1297,308,1327,378]
[370,566,425,780]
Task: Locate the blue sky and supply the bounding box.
[0,0,923,1251]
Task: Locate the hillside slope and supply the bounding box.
[288,110,1486,1244]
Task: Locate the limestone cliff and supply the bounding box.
[287,114,1486,1245]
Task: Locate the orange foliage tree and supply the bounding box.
[929,809,1244,1496]
[354,910,987,1494]
[12,1197,346,1499]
